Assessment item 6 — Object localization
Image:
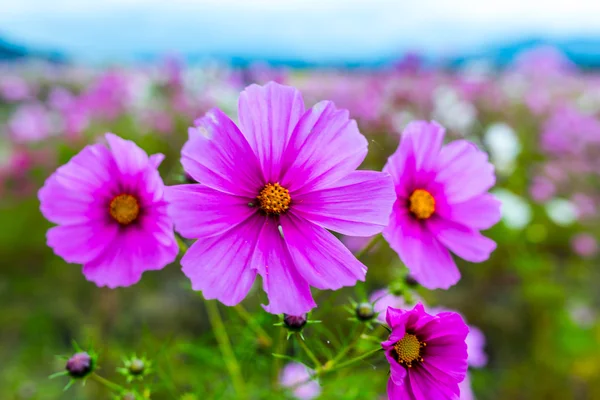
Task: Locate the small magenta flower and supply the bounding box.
[279,362,321,400]
[166,82,395,314]
[383,121,501,289]
[382,304,468,400]
[38,133,178,287]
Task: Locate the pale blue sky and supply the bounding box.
[2,0,600,63]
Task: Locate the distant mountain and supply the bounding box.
[0,35,66,63]
[450,37,600,69]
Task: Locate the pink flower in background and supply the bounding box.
[7,103,53,143]
[48,87,90,139]
[512,46,576,78]
[383,121,500,290]
[571,233,598,258]
[370,289,422,324]
[0,76,32,102]
[279,362,321,400]
[82,71,134,121]
[465,326,487,368]
[541,106,600,156]
[166,82,395,315]
[382,304,468,400]
[529,176,556,203]
[38,134,178,287]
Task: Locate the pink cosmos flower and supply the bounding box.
[166,82,395,315]
[8,103,53,143]
[279,362,321,400]
[38,134,178,287]
[382,304,469,400]
[382,121,501,290]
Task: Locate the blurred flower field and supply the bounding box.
[1,48,600,399]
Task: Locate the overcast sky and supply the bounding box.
[2,0,600,62]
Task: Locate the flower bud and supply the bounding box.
[283,314,307,331]
[129,359,145,375]
[405,274,419,287]
[66,352,93,378]
[355,302,375,321]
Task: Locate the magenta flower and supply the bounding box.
[279,362,321,400]
[166,82,395,315]
[382,121,501,289]
[38,133,178,287]
[382,304,468,400]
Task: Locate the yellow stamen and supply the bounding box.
[257,183,291,215]
[109,194,140,225]
[394,333,426,367]
[409,189,435,219]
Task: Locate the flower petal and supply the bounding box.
[383,203,460,290]
[253,221,316,315]
[105,133,149,177]
[280,214,366,290]
[280,101,367,193]
[426,218,496,263]
[386,354,408,385]
[82,225,177,288]
[181,214,263,305]
[39,144,116,225]
[408,366,460,400]
[165,184,255,239]
[434,140,495,203]
[387,377,414,400]
[47,222,118,264]
[403,121,446,172]
[182,108,263,197]
[436,193,502,230]
[238,82,305,182]
[291,170,395,236]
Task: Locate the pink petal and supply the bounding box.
[82,225,177,288]
[386,352,408,385]
[253,221,315,315]
[291,170,395,236]
[39,144,116,225]
[434,140,495,203]
[280,101,367,193]
[237,82,305,182]
[387,377,413,400]
[409,367,460,400]
[426,218,496,263]
[149,153,165,168]
[280,214,366,290]
[181,214,263,305]
[105,133,149,177]
[403,121,446,172]
[165,184,255,239]
[47,222,118,264]
[182,108,263,197]
[436,193,501,230]
[383,203,460,290]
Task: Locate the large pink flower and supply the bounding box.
[38,134,178,287]
[166,82,395,315]
[383,121,501,289]
[382,304,469,400]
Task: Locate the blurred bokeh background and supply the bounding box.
[1,1,600,399]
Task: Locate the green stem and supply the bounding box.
[354,234,384,260]
[234,304,273,347]
[326,347,383,373]
[206,301,247,400]
[90,373,126,394]
[331,325,364,365]
[272,328,287,387]
[297,337,321,368]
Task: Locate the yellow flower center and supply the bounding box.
[257,183,291,215]
[394,333,426,367]
[109,194,140,225]
[409,189,435,219]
